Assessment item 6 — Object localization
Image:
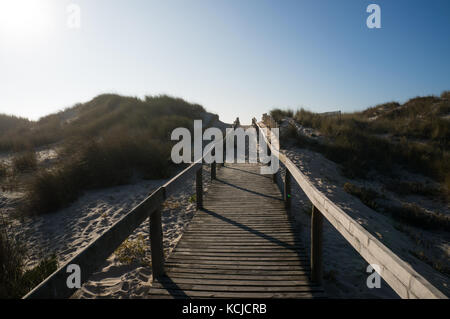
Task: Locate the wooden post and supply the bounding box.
[196,167,203,209]
[222,139,225,167]
[311,205,323,284]
[150,207,164,280]
[211,162,216,180]
[284,170,291,209]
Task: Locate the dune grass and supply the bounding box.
[0,228,57,298]
[275,92,450,188]
[0,94,212,215]
[343,182,449,231]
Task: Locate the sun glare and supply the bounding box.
[0,0,53,42]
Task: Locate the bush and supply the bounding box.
[115,235,148,266]
[20,255,58,293]
[0,229,57,298]
[12,151,37,173]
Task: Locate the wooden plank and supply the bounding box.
[167,272,311,281]
[196,167,203,209]
[151,282,321,292]
[154,277,314,287]
[148,288,324,299]
[148,162,322,299]
[165,267,310,276]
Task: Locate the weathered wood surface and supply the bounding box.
[148,163,325,299]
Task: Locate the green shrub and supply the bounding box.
[115,235,148,266]
[0,229,57,298]
[0,230,26,298]
[19,255,58,295]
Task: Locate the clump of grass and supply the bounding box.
[0,229,57,298]
[410,250,450,277]
[385,181,443,198]
[343,182,380,210]
[20,255,58,295]
[440,91,450,100]
[26,133,170,215]
[188,194,196,203]
[0,163,7,180]
[12,151,37,173]
[0,230,26,298]
[270,108,294,123]
[115,235,148,266]
[388,203,449,231]
[278,90,450,187]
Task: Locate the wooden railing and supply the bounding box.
[253,118,447,299]
[24,121,239,299]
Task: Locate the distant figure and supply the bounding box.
[234,117,240,127]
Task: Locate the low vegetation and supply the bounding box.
[0,229,57,298]
[270,108,294,123]
[272,91,450,196]
[385,180,444,199]
[343,182,380,211]
[0,94,213,215]
[114,235,148,266]
[343,182,449,231]
[0,94,215,297]
[12,151,37,173]
[388,203,449,231]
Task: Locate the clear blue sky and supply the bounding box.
[1,0,449,124]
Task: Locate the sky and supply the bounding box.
[1,0,450,124]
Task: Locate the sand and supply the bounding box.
[280,142,449,298]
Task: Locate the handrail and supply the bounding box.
[24,120,239,299]
[254,121,447,299]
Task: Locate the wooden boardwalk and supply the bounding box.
[148,163,325,298]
